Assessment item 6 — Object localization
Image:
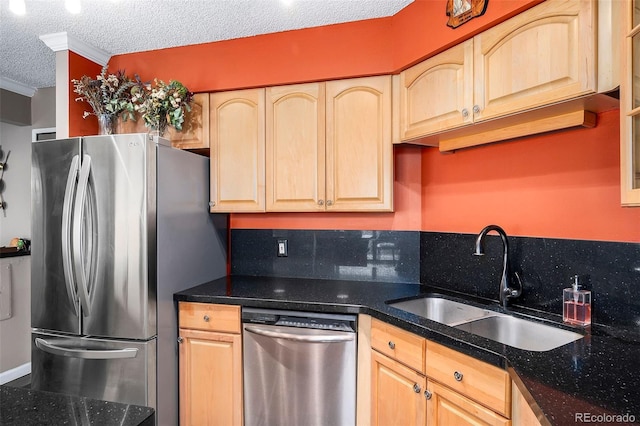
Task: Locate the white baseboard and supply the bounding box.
[0,362,31,385]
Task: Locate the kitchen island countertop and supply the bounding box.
[0,385,155,426]
[175,275,640,425]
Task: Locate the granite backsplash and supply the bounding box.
[231,229,420,284]
[231,229,640,329]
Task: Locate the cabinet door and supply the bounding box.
[326,76,393,212]
[474,0,596,122]
[621,0,640,205]
[169,93,210,150]
[210,89,265,212]
[116,93,209,150]
[371,350,426,426]
[266,83,326,211]
[427,380,511,426]
[512,381,542,426]
[399,40,474,140]
[179,328,243,426]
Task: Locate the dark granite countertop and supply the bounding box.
[0,247,30,258]
[175,275,640,426]
[0,385,155,426]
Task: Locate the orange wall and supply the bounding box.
[70,0,640,243]
[69,51,101,137]
[421,110,640,243]
[107,0,540,92]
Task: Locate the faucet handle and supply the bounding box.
[508,272,523,298]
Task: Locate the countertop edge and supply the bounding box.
[174,275,640,425]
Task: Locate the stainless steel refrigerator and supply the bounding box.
[30,134,227,425]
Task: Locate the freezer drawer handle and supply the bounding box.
[35,338,139,359]
[244,326,355,343]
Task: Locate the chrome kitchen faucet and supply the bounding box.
[474,225,522,309]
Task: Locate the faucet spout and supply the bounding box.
[474,225,522,309]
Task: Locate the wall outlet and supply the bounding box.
[277,239,288,257]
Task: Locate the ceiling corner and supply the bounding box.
[0,77,38,97]
[39,32,112,66]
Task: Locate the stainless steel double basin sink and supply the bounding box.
[388,296,583,352]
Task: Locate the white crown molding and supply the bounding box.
[39,32,111,66]
[0,77,37,97]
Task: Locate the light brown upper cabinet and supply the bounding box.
[116,93,210,150]
[398,0,620,150]
[621,0,640,205]
[266,76,393,212]
[266,83,326,211]
[399,40,474,140]
[210,88,266,212]
[168,93,210,150]
[473,0,595,122]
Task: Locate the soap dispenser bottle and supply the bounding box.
[563,275,591,326]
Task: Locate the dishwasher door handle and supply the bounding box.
[244,325,355,343]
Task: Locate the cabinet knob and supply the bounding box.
[424,390,432,400]
[203,315,210,322]
[209,201,216,207]
[318,200,324,206]
[326,200,333,206]
[388,341,395,350]
[413,383,421,393]
[177,337,184,344]
[462,108,469,118]
[453,371,463,382]
[473,104,481,114]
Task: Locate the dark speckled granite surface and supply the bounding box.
[176,275,640,426]
[0,385,155,425]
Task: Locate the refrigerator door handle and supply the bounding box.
[35,338,139,360]
[72,155,92,317]
[61,154,80,316]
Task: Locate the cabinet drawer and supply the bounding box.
[178,302,241,333]
[371,319,426,373]
[426,341,511,417]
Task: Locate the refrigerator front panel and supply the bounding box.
[81,134,155,339]
[31,138,82,335]
[31,331,156,408]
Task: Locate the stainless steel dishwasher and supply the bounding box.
[242,308,357,426]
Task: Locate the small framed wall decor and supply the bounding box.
[446,0,488,28]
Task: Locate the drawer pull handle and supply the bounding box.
[203,315,210,322]
[424,390,432,400]
[473,104,481,114]
[454,371,463,382]
[413,383,421,393]
[388,341,395,350]
[462,108,469,118]
[177,337,184,344]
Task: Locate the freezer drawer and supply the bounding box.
[31,332,156,408]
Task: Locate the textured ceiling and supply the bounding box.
[0,0,413,93]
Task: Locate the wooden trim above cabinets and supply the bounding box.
[439,105,597,152]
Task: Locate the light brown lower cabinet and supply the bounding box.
[368,318,520,426]
[426,380,511,426]
[178,302,243,426]
[371,350,427,426]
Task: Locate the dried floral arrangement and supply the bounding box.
[71,65,135,121]
[131,77,194,135]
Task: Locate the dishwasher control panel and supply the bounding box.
[242,308,356,332]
